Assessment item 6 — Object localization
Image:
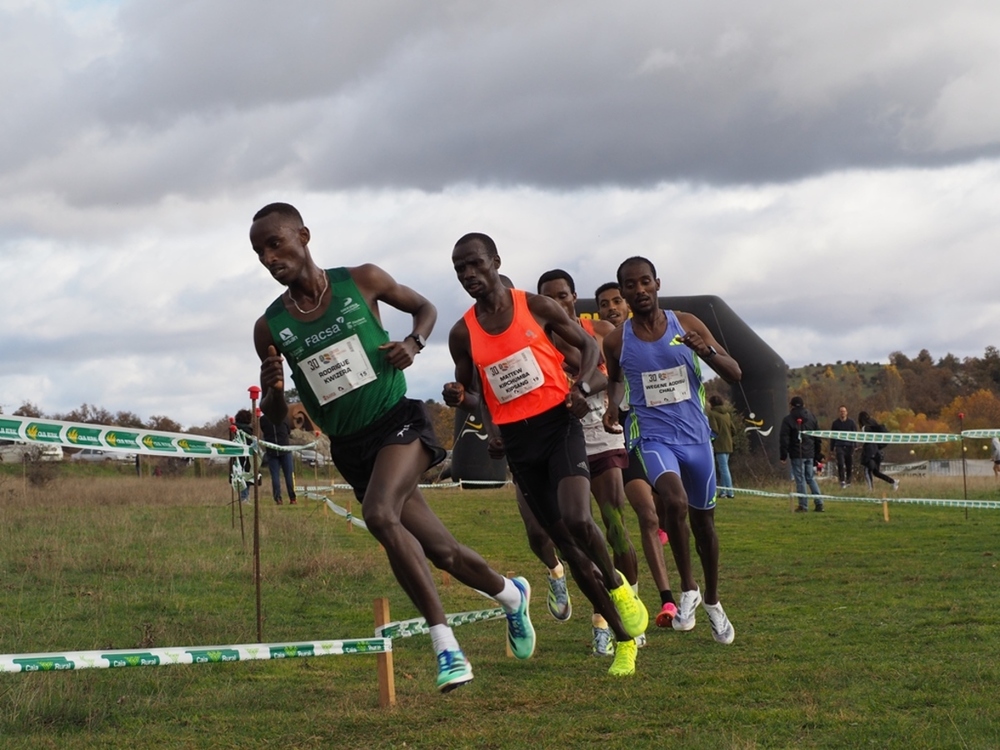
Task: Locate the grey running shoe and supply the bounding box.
[546,575,572,622]
[703,600,735,645]
[672,587,702,632]
[592,626,615,656]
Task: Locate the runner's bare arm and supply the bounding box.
[602,325,625,433]
[351,263,437,371]
[676,312,741,383]
[254,315,289,424]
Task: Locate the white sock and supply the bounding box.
[631,582,639,596]
[493,577,522,613]
[429,624,460,654]
[549,561,565,579]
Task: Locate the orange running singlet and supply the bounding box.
[464,289,569,424]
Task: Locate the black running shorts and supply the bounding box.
[499,404,590,526]
[328,398,446,501]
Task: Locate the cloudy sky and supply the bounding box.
[2,0,999,428]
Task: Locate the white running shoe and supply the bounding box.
[703,600,735,645]
[672,587,702,632]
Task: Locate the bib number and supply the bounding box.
[301,334,377,405]
[641,364,691,407]
[484,348,544,404]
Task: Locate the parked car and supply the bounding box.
[0,439,63,462]
[70,448,136,463]
[298,449,330,467]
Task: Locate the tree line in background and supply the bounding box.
[6,346,998,464]
[706,346,1000,462]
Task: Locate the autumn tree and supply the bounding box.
[146,415,183,434]
[13,401,43,417]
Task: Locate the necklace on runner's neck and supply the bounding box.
[287,272,329,315]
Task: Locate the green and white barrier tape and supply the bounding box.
[375,607,506,639]
[726,486,1000,510]
[0,637,390,673]
[960,429,1000,439]
[0,415,250,457]
[257,439,319,453]
[804,430,961,444]
[317,495,369,530]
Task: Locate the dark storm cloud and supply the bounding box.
[4,1,999,208]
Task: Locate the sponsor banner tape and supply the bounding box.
[805,430,961,444]
[317,496,369,530]
[0,416,251,457]
[375,607,506,639]
[258,439,319,453]
[726,487,1000,510]
[807,429,1000,444]
[960,429,1000,439]
[0,637,390,673]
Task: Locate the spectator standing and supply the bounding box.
[706,395,736,498]
[779,396,824,512]
[260,413,297,505]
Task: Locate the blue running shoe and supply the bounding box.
[506,577,536,659]
[436,649,474,693]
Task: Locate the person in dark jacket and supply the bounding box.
[707,395,736,498]
[260,413,297,505]
[829,405,857,488]
[858,411,898,491]
[779,396,824,512]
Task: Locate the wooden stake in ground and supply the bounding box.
[882,495,890,522]
[373,597,396,708]
[249,386,263,643]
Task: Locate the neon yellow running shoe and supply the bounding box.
[607,637,637,677]
[608,571,648,638]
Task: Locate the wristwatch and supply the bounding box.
[406,333,427,351]
[703,346,718,360]
[576,380,592,397]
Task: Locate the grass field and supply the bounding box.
[1,469,999,749]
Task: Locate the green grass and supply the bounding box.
[1,473,1000,748]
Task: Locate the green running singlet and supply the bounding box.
[264,268,406,437]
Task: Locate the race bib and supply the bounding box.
[641,364,691,407]
[300,334,377,405]
[484,347,544,404]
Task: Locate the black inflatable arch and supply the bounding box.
[578,295,787,460]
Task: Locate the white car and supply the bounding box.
[0,439,63,462]
[70,448,136,463]
[298,449,330,467]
